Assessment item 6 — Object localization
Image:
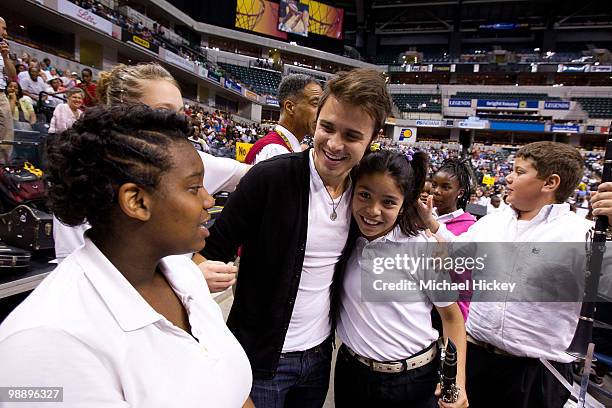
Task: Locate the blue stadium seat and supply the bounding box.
[218,62,282,96]
[574,97,612,119]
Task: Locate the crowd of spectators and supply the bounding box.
[5,52,96,130]
[254,59,276,71]
[5,53,266,159]
[185,105,268,158]
[73,0,176,51]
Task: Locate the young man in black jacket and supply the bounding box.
[198,68,392,408]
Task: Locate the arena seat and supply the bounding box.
[218,62,282,96]
[574,97,612,119]
[391,94,442,113]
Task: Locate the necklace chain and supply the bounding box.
[312,155,349,221]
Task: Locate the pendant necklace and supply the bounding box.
[313,160,348,221]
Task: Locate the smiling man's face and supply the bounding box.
[312,95,374,187]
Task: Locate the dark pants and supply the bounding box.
[466,342,572,408]
[334,344,439,408]
[250,337,332,408]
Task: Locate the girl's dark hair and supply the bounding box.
[353,149,428,237]
[436,158,476,210]
[47,104,192,228]
[5,81,23,99]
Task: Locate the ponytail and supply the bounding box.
[353,149,429,237]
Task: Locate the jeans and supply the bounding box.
[334,344,439,408]
[250,337,332,408]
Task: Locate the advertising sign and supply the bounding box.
[415,119,443,127]
[449,99,472,107]
[544,101,570,110]
[164,49,195,72]
[551,124,580,133]
[395,127,417,143]
[476,100,538,109]
[266,96,279,107]
[57,0,113,35]
[121,30,159,53]
[224,78,242,93]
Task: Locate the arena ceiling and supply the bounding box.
[323,0,612,37]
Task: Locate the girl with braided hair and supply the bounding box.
[431,158,477,235]
[431,158,477,320]
[0,104,254,407]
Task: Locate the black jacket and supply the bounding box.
[200,149,358,379]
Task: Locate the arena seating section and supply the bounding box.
[218,62,282,96]
[392,94,443,113]
[574,97,612,119]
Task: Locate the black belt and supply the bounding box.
[280,337,331,357]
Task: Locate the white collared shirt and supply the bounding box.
[338,226,453,361]
[282,149,352,352]
[253,125,302,164]
[436,203,592,362]
[0,239,252,407]
[435,208,465,223]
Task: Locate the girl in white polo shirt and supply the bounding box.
[334,149,468,408]
[0,105,253,407]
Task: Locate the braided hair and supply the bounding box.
[436,158,476,210]
[96,63,178,106]
[47,104,192,228]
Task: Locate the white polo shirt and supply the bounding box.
[253,125,302,164]
[282,149,351,352]
[436,203,592,362]
[53,150,249,262]
[338,226,453,361]
[0,238,252,407]
[435,208,465,223]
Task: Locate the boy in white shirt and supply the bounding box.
[419,141,591,408]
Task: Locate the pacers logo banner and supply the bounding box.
[395,127,417,143]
